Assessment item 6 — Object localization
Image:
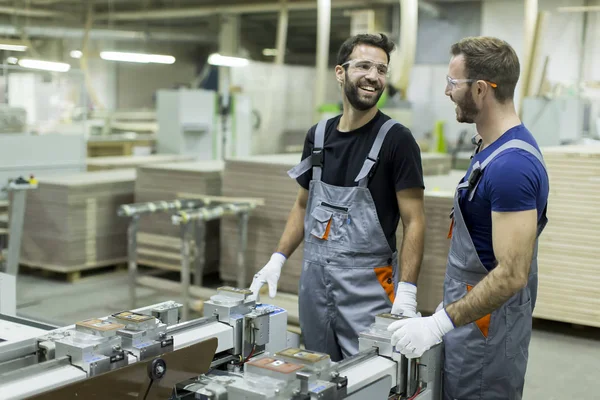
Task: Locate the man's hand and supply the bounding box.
[391,282,419,317]
[249,253,286,300]
[387,309,454,358]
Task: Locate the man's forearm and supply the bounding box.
[275,202,306,258]
[399,219,425,284]
[445,263,527,327]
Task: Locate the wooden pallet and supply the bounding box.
[19,259,128,283]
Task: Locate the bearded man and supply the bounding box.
[249,33,427,361]
[387,36,550,400]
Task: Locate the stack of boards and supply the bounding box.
[220,154,303,294]
[134,161,224,275]
[20,169,136,275]
[86,154,196,171]
[219,152,454,299]
[534,145,600,328]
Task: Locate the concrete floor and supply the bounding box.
[13,270,600,400]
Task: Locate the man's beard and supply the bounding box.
[343,77,383,111]
[454,90,479,123]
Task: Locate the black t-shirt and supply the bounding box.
[296,110,425,251]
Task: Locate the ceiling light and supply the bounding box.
[557,5,600,12]
[18,59,70,72]
[262,48,278,56]
[207,53,249,67]
[70,50,82,59]
[6,57,18,64]
[99,51,175,64]
[0,44,27,52]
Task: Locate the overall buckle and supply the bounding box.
[367,156,379,178]
[467,166,482,192]
[311,148,324,167]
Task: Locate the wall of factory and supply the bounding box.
[407,0,599,145]
[115,41,204,109]
[61,39,206,111]
[407,1,482,146]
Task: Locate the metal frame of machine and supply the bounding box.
[0,176,38,317]
[117,196,258,320]
[0,287,442,399]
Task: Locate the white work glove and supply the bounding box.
[387,309,455,359]
[391,282,419,318]
[435,301,444,313]
[249,252,286,300]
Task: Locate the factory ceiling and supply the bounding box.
[0,0,470,65]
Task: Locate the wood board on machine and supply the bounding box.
[19,169,136,273]
[134,161,224,274]
[219,152,455,301]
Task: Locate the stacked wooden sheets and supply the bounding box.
[220,154,302,293]
[219,152,455,297]
[134,161,224,274]
[534,145,600,327]
[20,169,136,272]
[420,153,453,176]
[87,154,196,171]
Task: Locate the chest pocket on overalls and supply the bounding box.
[310,202,349,242]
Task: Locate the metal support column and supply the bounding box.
[275,0,289,65]
[314,0,331,122]
[3,178,37,276]
[193,220,206,287]
[127,215,140,310]
[236,212,250,289]
[180,222,193,322]
[5,190,25,276]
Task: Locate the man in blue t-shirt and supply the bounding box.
[388,36,549,399]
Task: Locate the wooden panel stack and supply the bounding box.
[134,161,224,273]
[20,169,136,276]
[421,153,453,176]
[219,152,455,297]
[534,145,600,328]
[220,154,302,293]
[87,154,196,171]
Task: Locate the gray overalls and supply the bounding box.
[443,139,548,400]
[288,118,401,361]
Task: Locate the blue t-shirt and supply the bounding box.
[458,124,549,271]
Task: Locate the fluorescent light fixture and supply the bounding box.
[207,53,249,67]
[0,44,27,52]
[6,57,18,64]
[18,59,70,72]
[70,50,82,59]
[99,51,175,64]
[262,48,278,56]
[557,5,600,12]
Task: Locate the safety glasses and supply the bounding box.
[342,59,390,78]
[446,75,498,89]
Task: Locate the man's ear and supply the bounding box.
[335,65,345,85]
[475,80,489,98]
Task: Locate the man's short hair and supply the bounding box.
[336,33,396,66]
[450,36,520,103]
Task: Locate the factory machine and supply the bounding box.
[0,287,442,399]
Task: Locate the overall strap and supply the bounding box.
[460,139,547,202]
[354,119,399,188]
[287,118,329,181]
